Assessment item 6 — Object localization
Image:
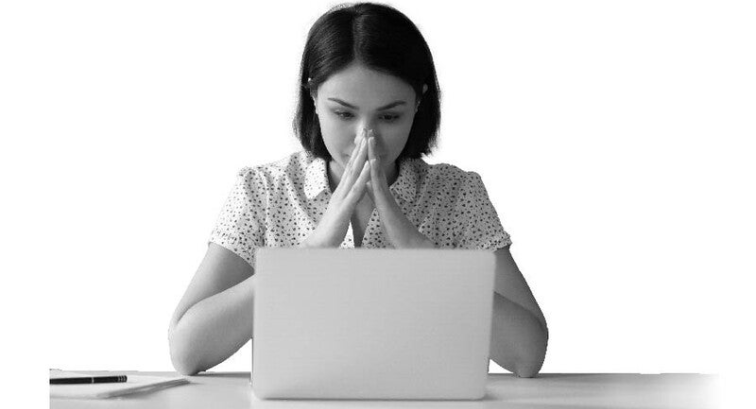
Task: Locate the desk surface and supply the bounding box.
[50,371,718,409]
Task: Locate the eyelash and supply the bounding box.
[333,111,401,122]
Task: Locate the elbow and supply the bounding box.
[513,362,543,378]
[171,352,201,377]
[168,325,203,376]
[515,327,549,378]
[511,348,547,378]
[490,295,550,378]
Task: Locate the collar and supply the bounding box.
[389,159,418,203]
[304,153,330,200]
[303,153,419,203]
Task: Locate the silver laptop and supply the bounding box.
[251,248,495,400]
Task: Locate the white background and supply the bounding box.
[1,0,754,404]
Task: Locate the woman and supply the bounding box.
[169,2,548,378]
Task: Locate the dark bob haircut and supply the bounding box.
[293,2,442,162]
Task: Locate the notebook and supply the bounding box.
[252,248,496,400]
[50,370,189,399]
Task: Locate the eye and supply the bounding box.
[380,114,401,122]
[332,111,401,122]
[334,111,354,120]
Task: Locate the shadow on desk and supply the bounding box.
[51,371,718,409]
[193,371,718,408]
[194,372,250,379]
[484,373,717,409]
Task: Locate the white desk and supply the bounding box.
[50,371,718,408]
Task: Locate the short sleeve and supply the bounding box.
[208,167,267,268]
[454,172,512,250]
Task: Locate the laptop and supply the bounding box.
[251,248,496,400]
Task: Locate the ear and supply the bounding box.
[310,93,318,115]
[308,77,319,115]
[416,84,428,112]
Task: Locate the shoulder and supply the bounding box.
[420,160,486,192]
[235,150,314,185]
[426,161,471,178]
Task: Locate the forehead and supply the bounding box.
[319,63,415,105]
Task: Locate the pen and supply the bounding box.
[50,375,128,385]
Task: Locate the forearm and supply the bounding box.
[169,276,256,375]
[489,292,549,378]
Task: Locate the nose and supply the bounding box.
[354,122,380,143]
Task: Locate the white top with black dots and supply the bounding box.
[208,150,512,268]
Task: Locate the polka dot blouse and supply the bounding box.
[208,150,512,269]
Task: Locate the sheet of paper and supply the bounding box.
[49,369,93,379]
[50,370,190,399]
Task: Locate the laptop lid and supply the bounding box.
[252,248,495,400]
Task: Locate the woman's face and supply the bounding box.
[312,63,423,178]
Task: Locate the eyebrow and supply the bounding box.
[327,98,407,111]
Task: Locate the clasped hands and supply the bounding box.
[302,128,435,249]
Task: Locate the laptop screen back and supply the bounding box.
[252,248,495,400]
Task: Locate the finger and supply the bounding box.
[367,134,377,161]
[344,129,368,172]
[344,137,364,173]
[368,136,385,194]
[339,137,367,190]
[354,127,368,146]
[352,134,370,174]
[345,161,371,205]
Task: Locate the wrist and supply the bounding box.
[300,233,337,248]
[412,235,436,249]
[299,236,316,248]
[299,239,320,249]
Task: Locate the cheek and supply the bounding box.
[318,117,353,158]
[380,123,413,156]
